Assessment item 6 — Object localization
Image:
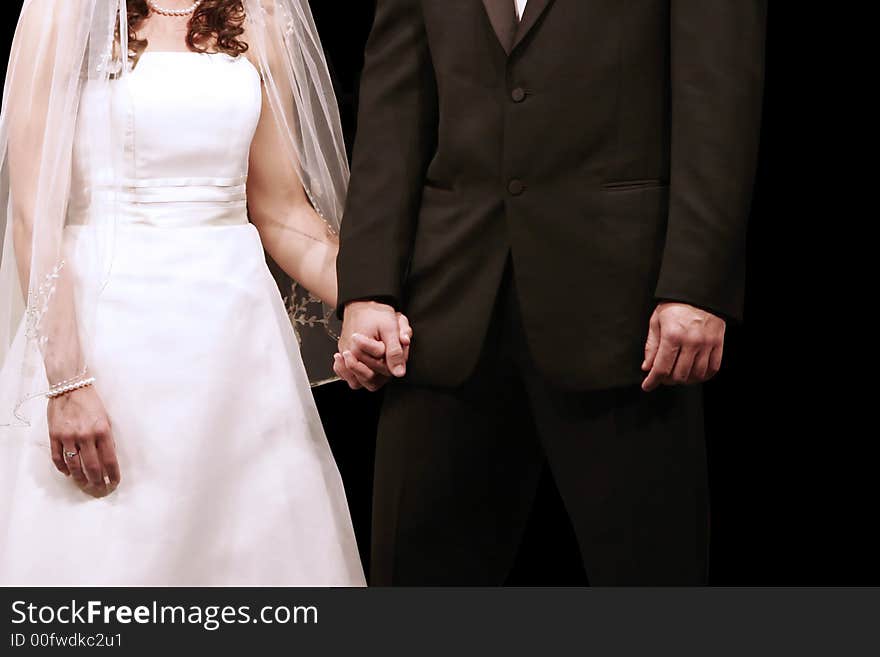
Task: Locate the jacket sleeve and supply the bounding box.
[654,0,767,321]
[335,0,438,317]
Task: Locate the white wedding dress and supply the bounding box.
[0,52,365,586]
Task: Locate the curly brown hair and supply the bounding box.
[127,0,248,62]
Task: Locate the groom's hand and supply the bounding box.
[641,302,726,392]
[334,301,412,391]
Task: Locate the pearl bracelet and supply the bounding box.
[49,367,89,390]
[46,376,96,399]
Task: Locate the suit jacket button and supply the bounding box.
[511,87,526,103]
[508,179,525,196]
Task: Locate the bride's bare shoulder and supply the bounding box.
[241,21,260,71]
[13,0,90,52]
[18,0,90,25]
[240,1,287,72]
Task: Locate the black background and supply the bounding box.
[1,2,867,585]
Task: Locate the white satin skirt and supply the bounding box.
[0,212,365,586]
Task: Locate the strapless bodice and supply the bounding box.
[68,51,262,228]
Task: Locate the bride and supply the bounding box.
[0,0,407,585]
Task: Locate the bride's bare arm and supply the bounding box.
[4,1,119,496]
[247,84,340,308]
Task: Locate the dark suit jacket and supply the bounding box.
[337,0,766,391]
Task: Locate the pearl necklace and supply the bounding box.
[146,0,203,17]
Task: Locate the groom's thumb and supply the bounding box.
[380,323,407,377]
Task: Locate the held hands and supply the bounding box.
[48,386,121,498]
[333,300,413,392]
[642,302,726,392]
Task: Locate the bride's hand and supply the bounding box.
[47,386,120,498]
[334,311,413,391]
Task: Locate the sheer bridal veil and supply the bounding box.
[0,0,348,425]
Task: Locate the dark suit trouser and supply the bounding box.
[371,268,709,586]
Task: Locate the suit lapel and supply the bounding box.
[481,0,517,55]
[512,0,555,51]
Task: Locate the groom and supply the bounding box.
[334,0,766,585]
